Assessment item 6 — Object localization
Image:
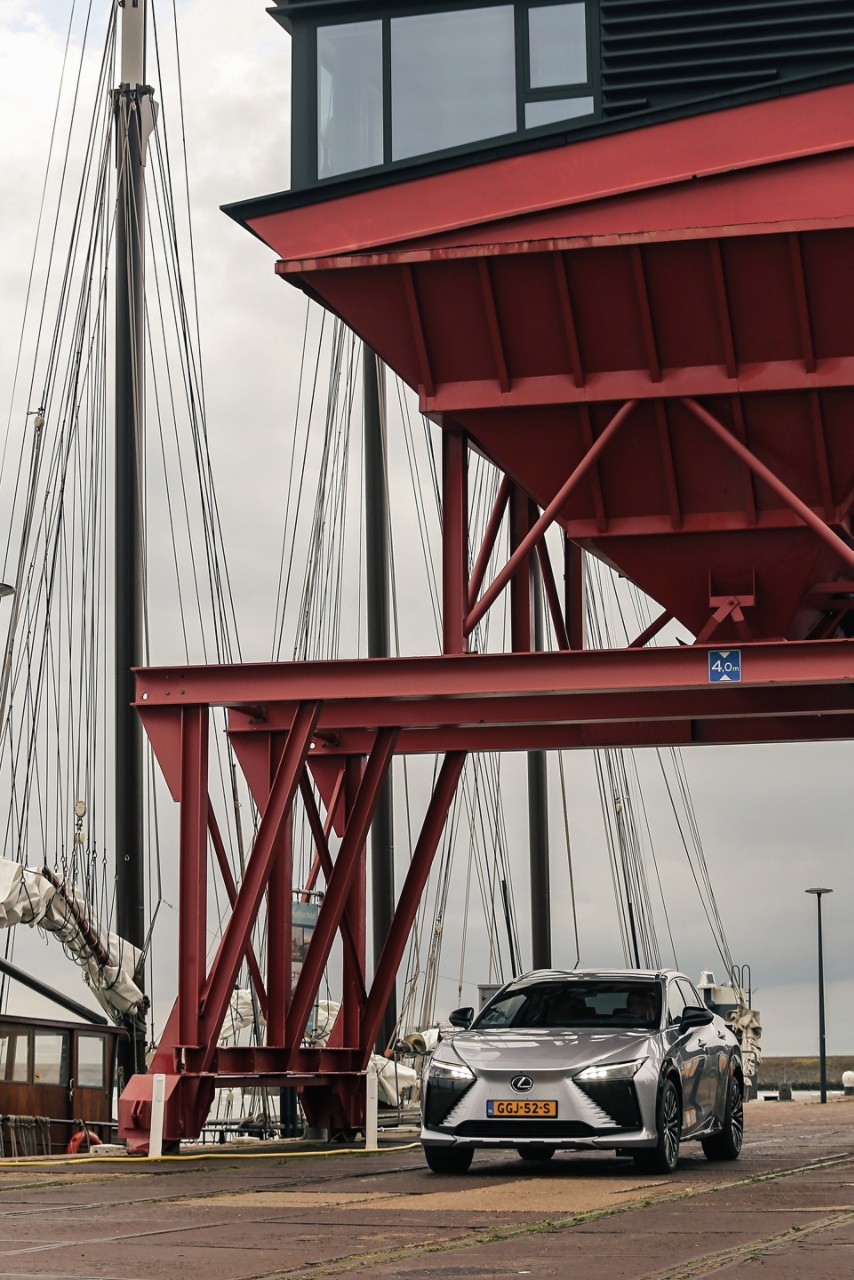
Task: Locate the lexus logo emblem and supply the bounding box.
[511,1074,534,1093]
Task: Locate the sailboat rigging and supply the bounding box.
[0,1,758,1149]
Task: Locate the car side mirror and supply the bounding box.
[448,1007,474,1029]
[679,1005,714,1031]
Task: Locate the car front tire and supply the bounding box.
[702,1075,744,1162]
[423,1145,474,1174]
[634,1077,681,1175]
[517,1145,555,1162]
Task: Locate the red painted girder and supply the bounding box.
[225,682,851,734]
[287,717,854,751]
[192,703,319,1063]
[416,360,854,412]
[136,641,854,707]
[246,84,854,263]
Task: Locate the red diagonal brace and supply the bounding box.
[286,728,398,1052]
[360,751,466,1059]
[466,400,637,634]
[197,701,320,1065]
[467,475,511,612]
[208,806,268,1019]
[683,397,854,574]
[299,768,366,1001]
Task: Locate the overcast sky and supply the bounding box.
[0,0,851,1063]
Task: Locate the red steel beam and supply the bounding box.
[360,750,467,1059]
[194,702,320,1067]
[402,264,435,398]
[467,475,511,612]
[708,240,738,379]
[510,486,532,652]
[682,397,854,574]
[442,428,468,654]
[285,729,398,1053]
[136,639,854,709]
[421,357,854,413]
[536,540,570,651]
[728,396,759,526]
[564,537,585,650]
[808,389,835,517]
[631,245,661,383]
[178,706,208,1049]
[207,807,268,1019]
[552,252,585,387]
[298,769,365,1000]
[477,259,510,393]
[266,797,292,1046]
[579,405,607,531]
[466,400,637,633]
[788,232,817,374]
[654,401,682,530]
[629,609,673,649]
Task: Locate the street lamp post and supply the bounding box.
[806,887,833,1103]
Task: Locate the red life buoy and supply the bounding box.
[67,1127,102,1154]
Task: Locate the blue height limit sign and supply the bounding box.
[708,649,742,683]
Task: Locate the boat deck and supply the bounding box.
[1,1098,852,1279]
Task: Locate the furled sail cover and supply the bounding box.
[0,857,145,1024]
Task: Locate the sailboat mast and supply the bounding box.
[115,0,148,1079]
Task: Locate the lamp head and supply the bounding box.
[806,887,833,896]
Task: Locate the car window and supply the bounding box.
[477,993,527,1027]
[677,978,702,1010]
[474,980,662,1030]
[666,981,686,1024]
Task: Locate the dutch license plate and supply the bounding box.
[487,1099,557,1118]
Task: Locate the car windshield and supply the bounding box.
[473,980,662,1031]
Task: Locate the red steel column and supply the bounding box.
[266,737,293,1046]
[178,705,209,1050]
[360,751,466,1057]
[343,755,367,1046]
[510,485,532,652]
[564,537,586,650]
[197,702,319,1064]
[287,729,398,1051]
[442,427,469,654]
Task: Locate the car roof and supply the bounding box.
[502,968,683,986]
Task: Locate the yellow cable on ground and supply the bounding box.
[0,1141,420,1169]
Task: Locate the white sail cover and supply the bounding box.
[0,856,145,1024]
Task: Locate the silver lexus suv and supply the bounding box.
[421,969,743,1175]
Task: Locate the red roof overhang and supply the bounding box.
[239,83,854,642]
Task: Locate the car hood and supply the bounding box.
[443,1028,655,1074]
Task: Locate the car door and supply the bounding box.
[665,978,710,1133]
[679,978,730,1119]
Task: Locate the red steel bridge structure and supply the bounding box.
[120,7,854,1151]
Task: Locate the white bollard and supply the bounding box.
[148,1073,166,1158]
[365,1070,378,1151]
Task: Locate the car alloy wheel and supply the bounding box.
[634,1077,681,1175]
[702,1075,744,1161]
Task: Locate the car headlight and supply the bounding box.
[427,1057,476,1084]
[575,1058,646,1082]
[423,1053,476,1128]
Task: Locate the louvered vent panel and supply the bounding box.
[600,0,854,118]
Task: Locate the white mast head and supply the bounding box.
[120,0,146,87]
